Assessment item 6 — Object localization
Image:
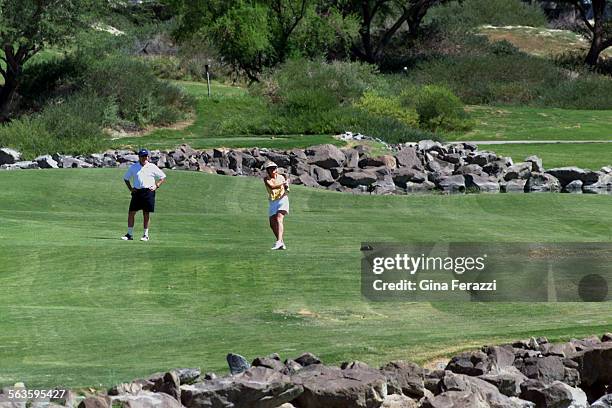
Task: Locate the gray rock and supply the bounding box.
[525,155,543,173]
[392,168,427,187]
[518,356,565,384]
[437,175,466,193]
[591,394,612,408]
[227,353,250,375]
[500,179,526,193]
[306,144,346,169]
[601,166,612,174]
[77,396,111,408]
[427,157,455,174]
[583,173,612,192]
[262,151,291,168]
[524,173,561,192]
[311,166,334,186]
[465,174,500,193]
[419,390,487,408]
[440,372,533,407]
[173,368,201,385]
[570,342,612,395]
[293,352,321,367]
[546,166,600,187]
[483,345,516,368]
[395,147,422,170]
[62,157,93,168]
[370,177,398,195]
[294,173,320,188]
[380,360,424,399]
[447,351,492,376]
[14,161,39,169]
[151,371,180,400]
[252,357,285,372]
[519,380,586,408]
[405,180,435,192]
[181,367,302,408]
[228,151,242,173]
[359,155,396,169]
[0,148,21,165]
[381,394,417,408]
[112,391,182,408]
[455,164,485,176]
[479,366,527,397]
[483,159,511,177]
[344,149,360,168]
[417,140,442,152]
[468,152,498,167]
[291,365,387,408]
[338,171,377,187]
[564,179,583,192]
[504,163,532,181]
[602,333,612,342]
[35,155,59,169]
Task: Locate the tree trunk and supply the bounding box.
[0,67,19,122]
[584,0,607,66]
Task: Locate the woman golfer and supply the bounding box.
[263,161,289,250]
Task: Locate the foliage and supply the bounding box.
[401,85,472,132]
[83,55,194,127]
[252,58,380,112]
[354,91,419,127]
[429,0,547,32]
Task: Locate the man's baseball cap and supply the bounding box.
[138,148,149,157]
[263,160,278,169]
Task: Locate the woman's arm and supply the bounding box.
[264,176,285,189]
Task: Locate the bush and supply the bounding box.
[83,55,194,128]
[539,74,612,110]
[409,53,560,105]
[354,91,419,127]
[430,0,547,32]
[0,97,110,159]
[401,85,472,132]
[252,58,380,113]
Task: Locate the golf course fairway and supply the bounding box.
[0,169,610,387]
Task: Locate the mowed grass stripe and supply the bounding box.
[0,169,610,387]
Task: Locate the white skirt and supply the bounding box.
[268,196,289,217]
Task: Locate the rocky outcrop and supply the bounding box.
[2,139,612,195]
[4,334,612,408]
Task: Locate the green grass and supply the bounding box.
[482,142,612,169]
[1,169,611,388]
[447,105,612,141]
[113,81,340,151]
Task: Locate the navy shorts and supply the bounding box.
[129,189,156,212]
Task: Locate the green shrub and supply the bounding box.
[354,91,419,127]
[401,85,472,132]
[409,53,560,105]
[430,0,547,32]
[84,55,194,128]
[252,58,380,113]
[539,74,612,110]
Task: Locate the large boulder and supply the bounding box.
[446,351,492,376]
[583,173,612,193]
[380,361,425,399]
[419,390,488,408]
[311,166,335,186]
[501,179,527,193]
[525,156,543,173]
[503,163,532,181]
[524,173,561,192]
[306,144,346,169]
[359,155,396,169]
[0,148,21,165]
[465,174,500,193]
[291,365,387,408]
[78,396,111,408]
[516,356,566,384]
[392,168,427,188]
[62,157,93,169]
[395,147,422,170]
[439,372,533,407]
[426,157,455,174]
[519,380,587,408]
[436,175,466,193]
[479,367,528,397]
[35,155,59,169]
[181,367,302,408]
[380,394,417,408]
[546,167,600,187]
[591,394,612,408]
[570,342,612,400]
[338,171,377,188]
[112,391,182,408]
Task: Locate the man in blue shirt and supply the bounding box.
[122,149,167,241]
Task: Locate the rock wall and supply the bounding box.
[1,141,612,194]
[2,334,611,408]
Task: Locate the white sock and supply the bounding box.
[127,227,134,235]
[144,228,149,237]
